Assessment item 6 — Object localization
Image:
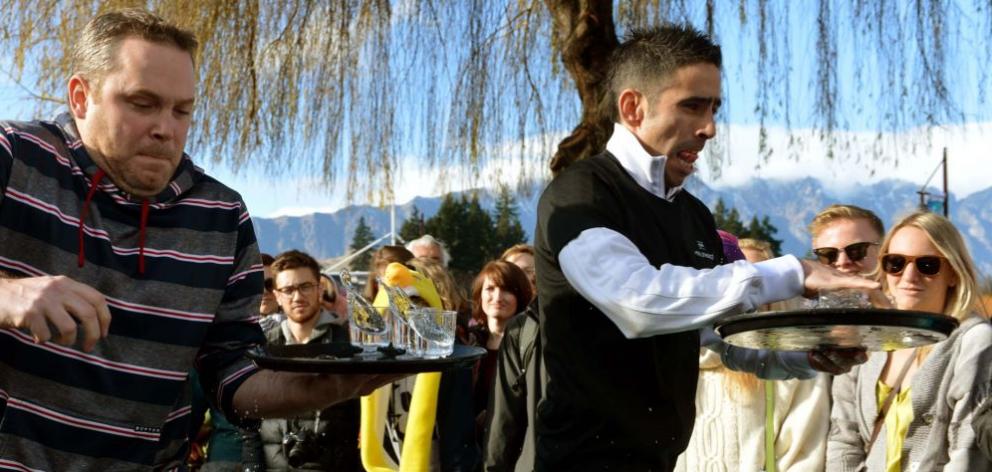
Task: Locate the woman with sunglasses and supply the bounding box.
[827,212,992,471]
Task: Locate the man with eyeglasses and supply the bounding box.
[268,250,348,345]
[809,204,885,275]
[260,249,359,470]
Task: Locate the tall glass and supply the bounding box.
[379,279,417,354]
[340,270,390,351]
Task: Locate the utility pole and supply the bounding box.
[917,147,950,220]
[942,148,949,218]
[390,202,396,245]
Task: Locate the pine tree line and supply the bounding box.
[712,198,783,256]
[349,186,528,283]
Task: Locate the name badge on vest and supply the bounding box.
[693,240,715,262]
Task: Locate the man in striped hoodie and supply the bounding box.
[0,9,395,471]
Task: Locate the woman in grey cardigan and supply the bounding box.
[827,212,992,471]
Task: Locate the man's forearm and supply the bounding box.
[232,370,387,419]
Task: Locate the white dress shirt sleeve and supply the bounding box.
[559,227,804,338]
[559,227,814,378]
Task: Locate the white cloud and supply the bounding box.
[390,133,560,204]
[267,205,343,218]
[255,134,558,218]
[213,123,992,218]
[696,122,992,198]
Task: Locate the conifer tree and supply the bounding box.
[713,198,746,236]
[348,216,376,270]
[492,185,528,253]
[713,198,783,256]
[399,206,426,244]
[745,215,783,257]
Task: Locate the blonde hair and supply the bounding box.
[737,238,773,261]
[500,244,534,261]
[808,204,885,240]
[406,257,466,312]
[71,9,197,89]
[876,212,984,322]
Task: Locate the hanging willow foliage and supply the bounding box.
[0,0,985,203]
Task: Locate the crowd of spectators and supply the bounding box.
[186,199,992,472]
[2,8,989,472]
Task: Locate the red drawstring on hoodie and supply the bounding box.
[78,168,151,275]
[78,169,105,269]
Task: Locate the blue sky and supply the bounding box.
[2,2,990,217]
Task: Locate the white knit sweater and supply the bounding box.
[674,349,831,472]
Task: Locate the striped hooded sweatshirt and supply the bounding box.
[0,113,266,471]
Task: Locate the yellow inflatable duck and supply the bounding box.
[362,262,443,472]
[373,262,443,313]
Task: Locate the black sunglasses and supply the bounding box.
[813,241,878,265]
[881,254,946,276]
[263,278,274,292]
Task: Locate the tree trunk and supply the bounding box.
[544,0,619,175]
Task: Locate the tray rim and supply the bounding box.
[714,308,959,339]
[246,343,487,374]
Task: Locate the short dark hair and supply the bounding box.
[471,260,533,324]
[607,24,722,120]
[271,250,321,283]
[260,253,275,266]
[71,9,198,87]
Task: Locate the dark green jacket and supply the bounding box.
[483,300,545,472]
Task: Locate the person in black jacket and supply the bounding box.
[482,245,542,471]
[482,298,543,472]
[533,24,878,471]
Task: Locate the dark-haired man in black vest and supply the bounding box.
[533,24,878,471]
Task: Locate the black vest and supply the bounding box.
[533,152,722,471]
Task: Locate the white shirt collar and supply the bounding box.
[605,123,686,201]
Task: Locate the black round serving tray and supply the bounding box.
[246,343,487,374]
[714,308,959,352]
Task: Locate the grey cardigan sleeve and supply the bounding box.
[975,395,992,462]
[826,368,867,472]
[943,321,992,471]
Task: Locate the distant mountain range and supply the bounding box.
[252,177,992,276]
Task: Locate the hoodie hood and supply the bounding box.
[53,112,202,274]
[54,112,201,205]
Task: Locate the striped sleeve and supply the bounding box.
[194,207,265,427]
[0,125,13,197]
